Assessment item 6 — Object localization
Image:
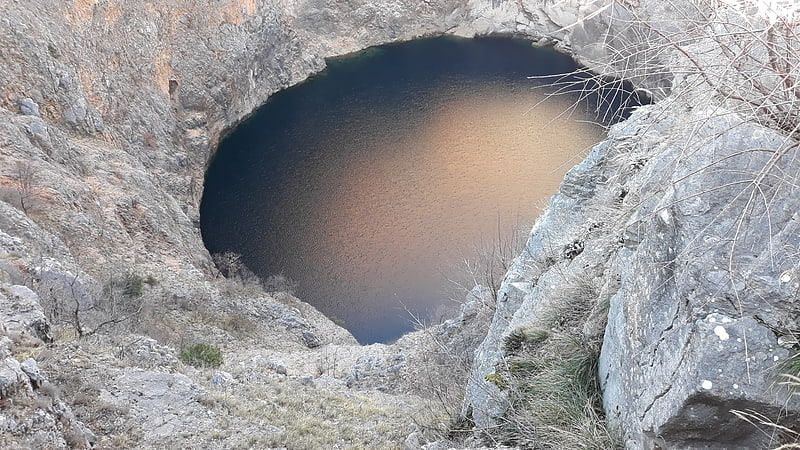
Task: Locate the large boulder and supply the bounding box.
[1,285,52,343]
[599,105,800,448]
[462,99,800,447]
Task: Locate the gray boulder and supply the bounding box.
[463,102,800,447]
[1,285,52,343]
[18,98,40,116]
[0,355,29,399]
[302,330,322,348]
[599,106,800,448]
[19,358,44,389]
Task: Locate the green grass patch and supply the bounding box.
[498,333,617,449]
[179,343,223,368]
[123,273,145,298]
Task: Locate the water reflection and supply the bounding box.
[201,37,608,344]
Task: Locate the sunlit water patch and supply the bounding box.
[201,37,613,344]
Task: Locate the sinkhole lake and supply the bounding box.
[201,36,615,344]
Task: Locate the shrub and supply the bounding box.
[503,327,549,355]
[179,343,223,368]
[212,251,244,278]
[496,332,618,449]
[144,275,157,286]
[122,273,145,298]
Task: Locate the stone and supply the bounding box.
[269,360,288,375]
[267,303,310,330]
[403,431,422,449]
[63,98,87,125]
[1,286,52,343]
[597,107,800,448]
[299,374,314,386]
[0,356,28,399]
[25,116,48,141]
[51,400,96,447]
[127,338,179,368]
[210,370,235,387]
[19,358,44,388]
[18,98,40,116]
[301,330,322,348]
[0,412,19,434]
[463,102,800,446]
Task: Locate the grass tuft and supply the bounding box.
[179,343,223,368]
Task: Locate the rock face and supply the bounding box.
[0,300,94,449]
[0,0,798,448]
[460,1,800,447]
[0,1,530,446]
[463,99,800,447]
[598,105,800,448]
[1,285,52,343]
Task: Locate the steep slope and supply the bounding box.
[461,1,800,448]
[1,0,798,448]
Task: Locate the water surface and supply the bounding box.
[201,37,609,343]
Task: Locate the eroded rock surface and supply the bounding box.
[1,0,798,448]
[599,105,800,449]
[464,92,800,449]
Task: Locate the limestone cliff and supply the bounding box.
[0,0,798,448]
[459,1,800,448]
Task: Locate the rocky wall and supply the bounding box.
[2,0,797,447]
[459,1,800,447]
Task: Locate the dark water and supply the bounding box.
[201,37,616,344]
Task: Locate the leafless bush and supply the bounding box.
[405,287,499,445]
[660,0,800,138]
[261,273,297,295]
[538,0,800,137]
[454,216,530,305]
[36,269,147,338]
[212,251,244,278]
[212,251,297,295]
[14,161,37,215]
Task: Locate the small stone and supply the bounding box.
[64,98,87,125]
[302,331,322,348]
[18,98,40,117]
[269,361,287,375]
[0,358,27,399]
[27,117,48,140]
[57,73,71,89]
[403,431,422,450]
[210,371,234,387]
[20,359,44,389]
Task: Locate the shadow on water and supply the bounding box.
[200,36,644,344]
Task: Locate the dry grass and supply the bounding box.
[731,353,800,448]
[481,273,620,449]
[200,378,417,449]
